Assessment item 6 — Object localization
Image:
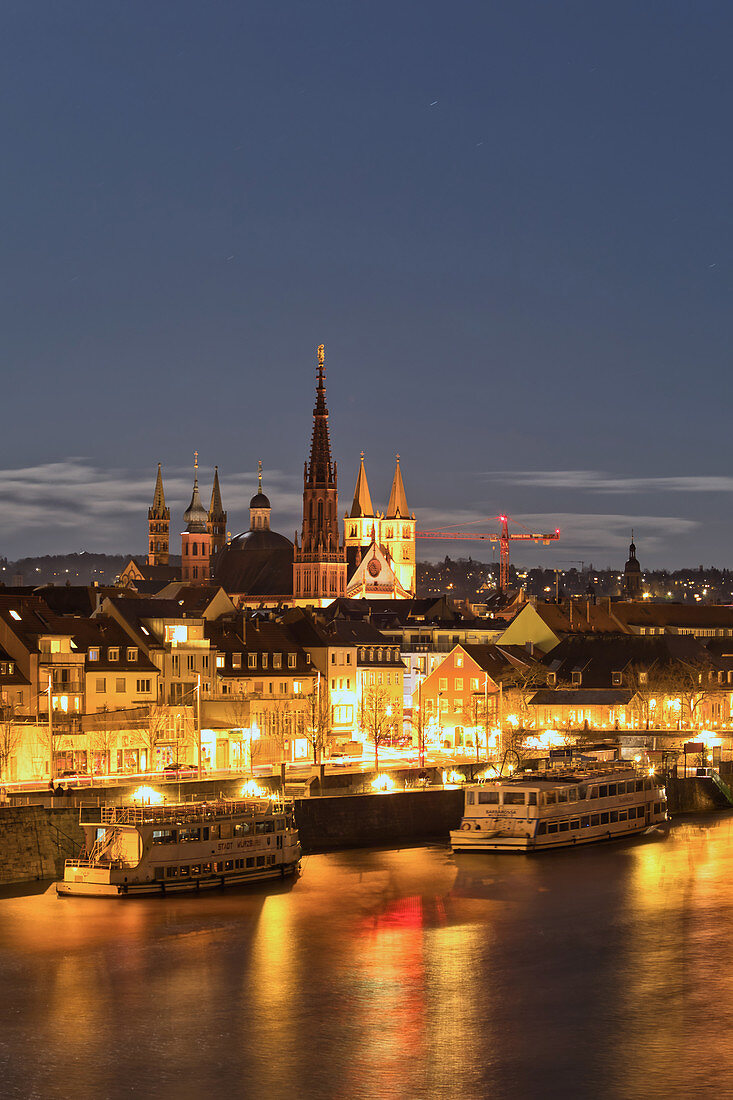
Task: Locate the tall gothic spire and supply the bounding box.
[350,451,374,518]
[209,466,225,521]
[150,463,168,519]
[306,344,336,489]
[386,454,409,518]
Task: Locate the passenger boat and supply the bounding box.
[57,796,301,897]
[450,766,668,852]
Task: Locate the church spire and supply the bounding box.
[386,454,409,518]
[208,465,227,556]
[147,463,170,566]
[306,344,336,489]
[183,452,208,534]
[350,451,374,518]
[151,463,167,516]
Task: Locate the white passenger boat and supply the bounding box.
[450,766,668,852]
[57,797,301,897]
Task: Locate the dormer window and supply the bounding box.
[127,648,138,662]
[216,655,225,669]
[232,653,242,669]
[288,653,297,669]
[261,654,268,669]
[611,671,622,686]
[89,648,99,662]
[547,672,557,686]
[571,671,582,686]
[248,654,256,669]
[639,672,648,684]
[273,653,282,669]
[108,648,119,662]
[9,610,20,621]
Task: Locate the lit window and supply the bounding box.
[9,610,20,621]
[89,648,99,662]
[127,648,137,662]
[248,654,256,669]
[108,648,119,662]
[455,656,463,668]
[216,655,225,669]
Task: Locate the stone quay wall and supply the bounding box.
[0,807,85,885]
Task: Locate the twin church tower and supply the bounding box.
[144,345,416,604]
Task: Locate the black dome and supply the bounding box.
[249,491,271,509]
[213,528,293,596]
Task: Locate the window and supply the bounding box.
[639,671,648,684]
[186,654,196,672]
[547,823,558,834]
[470,678,479,691]
[346,653,351,664]
[581,816,590,828]
[439,678,448,691]
[611,671,622,686]
[216,655,225,669]
[558,821,570,832]
[609,811,619,823]
[590,814,600,826]
[95,678,106,692]
[127,648,137,662]
[455,678,463,691]
[108,648,119,662]
[545,792,556,805]
[115,677,125,693]
[478,790,500,804]
[571,671,582,686]
[261,654,268,669]
[89,648,99,662]
[537,822,547,834]
[331,653,336,664]
[547,672,557,686]
[455,656,463,668]
[273,653,282,669]
[527,792,537,806]
[570,820,580,830]
[589,786,598,799]
[136,679,151,694]
[599,785,608,798]
[279,682,287,694]
[503,791,525,805]
[600,812,609,824]
[248,654,256,668]
[9,610,21,621]
[288,653,297,669]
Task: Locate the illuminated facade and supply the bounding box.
[343,453,416,599]
[181,453,212,584]
[148,463,170,566]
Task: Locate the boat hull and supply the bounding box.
[450,820,668,853]
[56,858,300,898]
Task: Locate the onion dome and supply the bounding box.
[183,453,208,533]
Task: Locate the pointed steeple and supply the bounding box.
[386,454,409,518]
[209,466,224,521]
[351,451,374,518]
[183,451,208,533]
[150,463,168,518]
[306,344,336,489]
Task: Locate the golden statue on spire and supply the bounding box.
[317,344,325,367]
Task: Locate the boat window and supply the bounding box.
[202,827,210,841]
[537,822,547,834]
[276,819,284,830]
[466,792,475,805]
[618,811,627,822]
[625,781,635,794]
[527,792,537,806]
[547,823,559,834]
[216,862,224,872]
[607,784,617,796]
[558,821,570,832]
[568,788,579,803]
[570,819,580,830]
[545,792,556,805]
[599,785,608,797]
[235,859,244,869]
[154,867,165,880]
[581,816,590,827]
[153,830,175,845]
[557,791,568,804]
[654,801,663,814]
[478,791,500,804]
[635,780,644,792]
[180,866,190,877]
[179,828,201,843]
[234,822,251,837]
[203,863,212,873]
[609,811,619,823]
[255,820,276,833]
[503,791,525,805]
[165,866,177,878]
[268,855,276,865]
[190,864,201,874]
[225,860,234,871]
[600,812,609,824]
[246,857,254,868]
[256,855,266,867]
[589,786,598,799]
[220,823,232,840]
[590,814,600,826]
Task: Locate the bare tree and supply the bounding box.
[0,708,22,781]
[361,684,394,772]
[304,680,330,765]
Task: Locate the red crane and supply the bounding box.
[417,515,560,591]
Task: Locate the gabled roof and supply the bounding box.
[345,541,411,599]
[613,601,733,630]
[539,632,718,688]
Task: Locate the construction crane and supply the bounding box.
[417,515,560,591]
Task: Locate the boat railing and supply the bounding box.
[79,798,292,827]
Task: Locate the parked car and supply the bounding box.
[162,762,197,777]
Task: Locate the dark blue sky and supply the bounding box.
[2,2,732,568]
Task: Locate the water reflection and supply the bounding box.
[2,822,733,1098]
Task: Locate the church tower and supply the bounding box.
[207,466,227,558]
[344,452,377,560]
[623,532,642,599]
[293,345,347,606]
[249,461,271,530]
[181,453,212,584]
[148,464,170,566]
[381,455,416,595]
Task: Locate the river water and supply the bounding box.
[1,815,732,1100]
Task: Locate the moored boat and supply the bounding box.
[57,796,301,897]
[450,765,668,853]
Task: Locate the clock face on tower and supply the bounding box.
[367,558,381,578]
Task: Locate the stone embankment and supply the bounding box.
[0,807,84,885]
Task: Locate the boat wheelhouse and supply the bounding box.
[450,766,667,853]
[57,797,301,897]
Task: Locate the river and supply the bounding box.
[1,815,732,1100]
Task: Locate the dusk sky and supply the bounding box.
[2,2,732,569]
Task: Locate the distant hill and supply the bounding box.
[0,552,179,588]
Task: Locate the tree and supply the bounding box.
[0,708,22,781]
[136,702,177,773]
[361,685,394,772]
[304,679,330,764]
[89,708,116,775]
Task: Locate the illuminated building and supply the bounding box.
[343,453,416,599]
[181,453,212,584]
[147,463,170,566]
